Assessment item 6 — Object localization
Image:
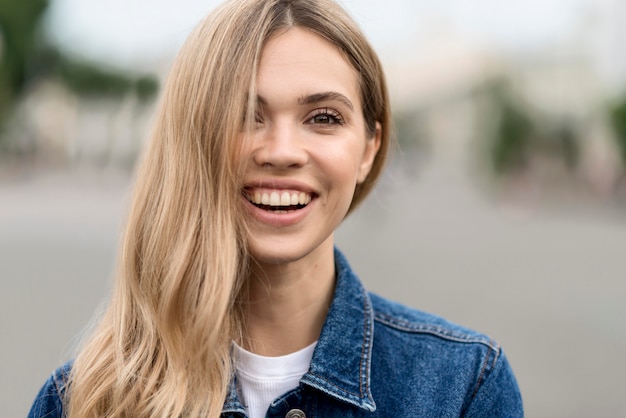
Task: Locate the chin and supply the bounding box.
[247,235,334,268]
[248,241,308,265]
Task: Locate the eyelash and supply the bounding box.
[307,108,344,125]
[250,108,345,127]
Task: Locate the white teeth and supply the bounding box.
[247,189,312,207]
[280,191,291,206]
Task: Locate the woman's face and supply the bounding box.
[238,28,380,266]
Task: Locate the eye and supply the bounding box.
[307,108,344,125]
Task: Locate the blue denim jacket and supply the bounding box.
[30,249,523,417]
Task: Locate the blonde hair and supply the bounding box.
[67,0,390,416]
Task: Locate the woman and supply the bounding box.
[29,0,523,417]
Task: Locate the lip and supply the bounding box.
[243,178,316,194]
[241,178,317,227]
[241,194,315,227]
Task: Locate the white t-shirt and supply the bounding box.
[233,341,317,418]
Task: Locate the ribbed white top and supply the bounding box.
[233,341,317,418]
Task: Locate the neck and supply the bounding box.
[242,240,336,356]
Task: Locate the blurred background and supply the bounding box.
[1,0,626,416]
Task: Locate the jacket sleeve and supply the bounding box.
[463,348,524,417]
[28,364,71,418]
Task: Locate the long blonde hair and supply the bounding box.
[67,0,390,416]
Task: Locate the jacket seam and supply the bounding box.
[471,346,492,399]
[305,372,361,398]
[373,312,500,351]
[359,292,366,399]
[359,286,373,401]
[470,345,501,401]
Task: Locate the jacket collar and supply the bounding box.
[300,248,376,411]
[222,375,247,415]
[222,248,376,415]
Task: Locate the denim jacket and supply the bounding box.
[30,249,523,417]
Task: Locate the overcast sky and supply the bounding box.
[44,0,592,71]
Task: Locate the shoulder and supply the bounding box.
[368,291,502,372]
[28,362,72,418]
[368,293,523,416]
[369,292,499,351]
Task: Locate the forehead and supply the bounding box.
[257,28,361,107]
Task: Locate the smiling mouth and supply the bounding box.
[244,189,313,213]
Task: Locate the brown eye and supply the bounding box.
[308,108,344,125]
[312,114,335,124]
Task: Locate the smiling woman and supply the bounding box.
[239,28,380,269]
[29,1,522,417]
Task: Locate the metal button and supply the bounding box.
[285,409,306,418]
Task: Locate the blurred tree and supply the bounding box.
[0,0,49,130]
[479,78,582,177]
[135,75,159,104]
[610,95,626,168]
[0,0,159,150]
[488,83,534,175]
[391,109,431,177]
[393,109,430,153]
[53,53,159,102]
[550,121,580,171]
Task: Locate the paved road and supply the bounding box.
[2,164,625,417]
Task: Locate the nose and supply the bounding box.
[252,121,308,169]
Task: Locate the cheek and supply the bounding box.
[324,148,365,191]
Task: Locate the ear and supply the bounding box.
[357,122,382,184]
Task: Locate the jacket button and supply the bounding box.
[285,409,306,418]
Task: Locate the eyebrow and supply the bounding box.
[297,91,354,111]
[255,91,355,111]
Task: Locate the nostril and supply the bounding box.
[251,135,308,168]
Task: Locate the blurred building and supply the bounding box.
[382,2,626,201]
[6,79,156,168]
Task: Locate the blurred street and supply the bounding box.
[2,160,625,417]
